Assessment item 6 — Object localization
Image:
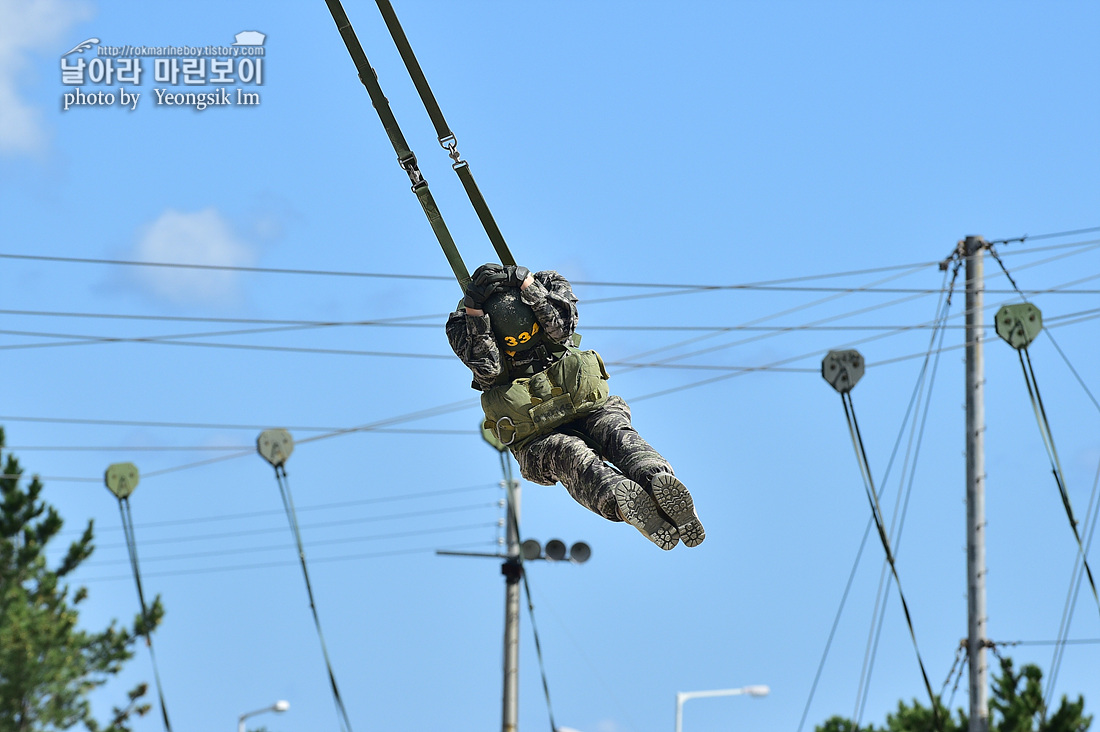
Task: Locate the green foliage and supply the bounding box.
[815,656,1091,732]
[817,717,875,732]
[0,428,162,732]
[989,657,1090,732]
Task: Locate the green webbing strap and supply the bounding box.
[118,498,173,732]
[373,0,516,267]
[454,166,515,267]
[323,0,470,291]
[372,0,449,140]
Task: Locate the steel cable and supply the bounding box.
[271,464,355,732]
[117,496,173,732]
[839,391,942,732]
[856,289,954,726]
[796,265,956,732]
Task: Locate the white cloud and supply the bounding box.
[0,0,93,154]
[132,208,256,305]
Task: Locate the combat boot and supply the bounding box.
[613,478,679,550]
[650,473,705,547]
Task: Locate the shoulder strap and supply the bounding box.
[492,341,571,386]
[372,0,516,268]
[324,0,470,292]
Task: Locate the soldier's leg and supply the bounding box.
[581,395,673,486]
[514,431,679,550]
[579,396,706,547]
[514,432,623,522]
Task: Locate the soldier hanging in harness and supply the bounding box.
[446,263,705,550]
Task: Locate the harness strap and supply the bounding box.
[493,341,570,384]
[324,0,470,291]
[483,347,611,449]
[373,0,516,267]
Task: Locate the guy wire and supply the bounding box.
[1046,459,1100,706]
[1011,339,1100,715]
[1017,345,1100,616]
[941,642,968,713]
[984,249,1100,703]
[272,464,354,732]
[854,263,959,726]
[990,241,1100,419]
[840,392,942,732]
[118,496,173,732]
[796,263,953,732]
[984,246,1100,716]
[851,269,951,725]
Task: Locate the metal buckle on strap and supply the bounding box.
[438,134,464,167]
[494,416,517,446]
[398,153,425,188]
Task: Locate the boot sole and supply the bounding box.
[613,479,679,550]
[651,474,705,547]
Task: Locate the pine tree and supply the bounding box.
[0,427,163,732]
[815,656,1091,732]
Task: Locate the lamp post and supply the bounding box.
[238,700,289,732]
[674,685,769,732]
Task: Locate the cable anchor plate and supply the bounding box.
[105,462,140,499]
[257,428,294,467]
[821,349,865,394]
[994,303,1042,350]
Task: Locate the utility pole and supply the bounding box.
[964,235,989,732]
[439,429,591,732]
[502,480,521,732]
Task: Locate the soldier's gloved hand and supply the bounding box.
[463,278,498,311]
[472,263,507,291]
[503,265,531,288]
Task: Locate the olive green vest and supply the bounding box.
[482,345,610,449]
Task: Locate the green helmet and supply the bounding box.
[484,288,543,353]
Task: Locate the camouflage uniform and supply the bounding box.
[445,271,675,522]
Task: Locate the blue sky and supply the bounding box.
[2,2,1099,731]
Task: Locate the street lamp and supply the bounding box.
[238,700,289,732]
[674,684,769,732]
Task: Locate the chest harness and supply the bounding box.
[482,340,611,450]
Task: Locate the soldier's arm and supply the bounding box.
[446,309,503,389]
[518,270,578,344]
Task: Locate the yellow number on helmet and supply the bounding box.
[517,331,530,343]
[504,336,518,346]
[531,322,539,334]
